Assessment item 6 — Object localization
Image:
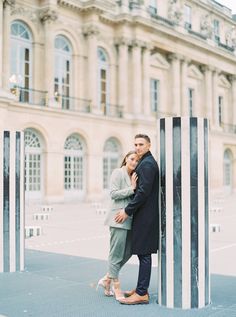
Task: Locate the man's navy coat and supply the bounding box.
[125,151,159,255]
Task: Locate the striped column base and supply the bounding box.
[0,130,25,272]
[157,117,210,309]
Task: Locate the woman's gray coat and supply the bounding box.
[104,166,134,230]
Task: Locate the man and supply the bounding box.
[115,134,159,305]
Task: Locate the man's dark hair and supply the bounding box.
[135,134,151,143]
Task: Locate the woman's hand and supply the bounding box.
[131,172,138,190]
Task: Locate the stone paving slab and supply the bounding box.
[0,250,236,317]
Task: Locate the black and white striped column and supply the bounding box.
[0,130,24,272]
[157,117,210,309]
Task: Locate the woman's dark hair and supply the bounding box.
[120,150,137,168]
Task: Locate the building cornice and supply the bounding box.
[192,0,236,24]
[57,0,115,14]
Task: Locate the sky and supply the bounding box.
[218,0,236,14]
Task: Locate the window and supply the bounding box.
[184,5,192,29]
[188,88,194,117]
[24,129,42,195]
[64,134,85,194]
[213,19,220,43]
[218,96,223,126]
[150,79,159,113]
[54,36,72,109]
[149,0,157,15]
[103,138,121,189]
[98,48,109,113]
[10,21,32,102]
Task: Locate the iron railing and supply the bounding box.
[100,103,123,118]
[13,87,48,106]
[13,88,124,118]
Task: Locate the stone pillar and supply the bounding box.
[158,117,210,309]
[181,58,190,116]
[168,54,181,116]
[0,130,25,272]
[231,75,236,127]
[116,37,130,114]
[202,66,213,123]
[0,0,3,89]
[142,44,151,116]
[0,0,16,99]
[2,1,11,90]
[131,40,142,116]
[40,9,58,107]
[83,25,99,112]
[212,69,220,128]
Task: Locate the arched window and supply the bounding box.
[24,129,42,199]
[103,138,121,189]
[54,35,72,109]
[98,47,109,113]
[10,21,32,102]
[64,134,85,197]
[223,149,233,191]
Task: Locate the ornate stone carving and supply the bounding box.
[3,0,15,7]
[167,52,183,62]
[168,0,182,25]
[225,27,236,48]
[200,14,213,38]
[114,37,132,46]
[10,6,39,23]
[39,8,58,23]
[82,24,99,37]
[132,39,146,48]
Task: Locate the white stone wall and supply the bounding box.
[0,0,236,202]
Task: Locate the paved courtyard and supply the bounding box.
[0,193,235,316]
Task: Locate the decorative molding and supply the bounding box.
[39,8,58,24]
[188,64,204,80]
[151,52,170,69]
[218,74,231,88]
[114,36,132,46]
[181,57,191,65]
[82,24,100,37]
[200,65,216,73]
[228,74,236,82]
[167,52,183,62]
[3,0,15,8]
[131,39,146,48]
[10,6,39,24]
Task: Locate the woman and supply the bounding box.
[97,151,139,300]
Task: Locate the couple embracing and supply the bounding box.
[97,134,159,305]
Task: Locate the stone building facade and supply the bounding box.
[0,0,235,203]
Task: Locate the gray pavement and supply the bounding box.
[0,193,236,317]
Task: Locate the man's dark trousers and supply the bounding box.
[136,254,152,296]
